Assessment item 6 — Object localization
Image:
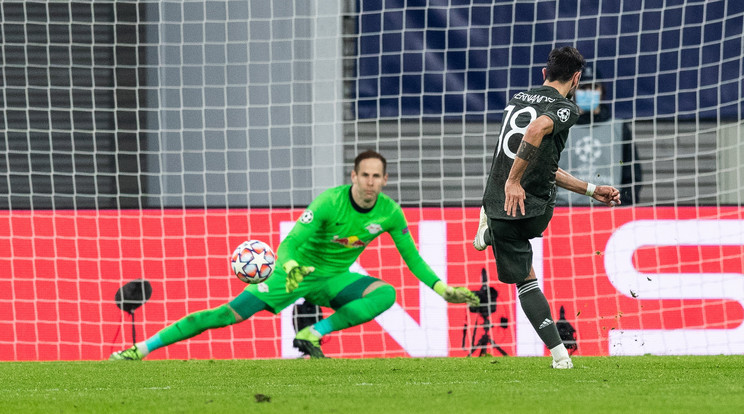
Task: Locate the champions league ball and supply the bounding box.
[231,240,276,284]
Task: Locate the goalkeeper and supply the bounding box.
[110,150,478,360]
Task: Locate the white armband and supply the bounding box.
[585,183,596,197]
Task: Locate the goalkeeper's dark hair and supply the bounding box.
[354,150,387,174]
[545,46,585,83]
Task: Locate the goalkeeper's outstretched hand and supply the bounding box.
[284,259,315,293]
[434,281,479,307]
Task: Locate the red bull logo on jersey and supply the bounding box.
[332,235,367,248]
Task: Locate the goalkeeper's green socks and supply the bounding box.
[136,336,163,358]
[313,318,333,336]
[157,304,237,347]
[128,306,236,358]
[313,283,397,336]
[130,303,241,357]
[131,292,268,357]
[516,280,563,350]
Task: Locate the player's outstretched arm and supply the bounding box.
[433,281,480,306]
[556,167,620,207]
[388,206,478,307]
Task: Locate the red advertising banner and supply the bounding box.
[0,207,742,360]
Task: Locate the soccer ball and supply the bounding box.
[231,240,276,284]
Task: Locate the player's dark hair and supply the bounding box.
[354,150,387,174]
[545,46,585,83]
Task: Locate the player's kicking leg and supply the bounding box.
[490,209,571,368]
[473,206,490,251]
[516,273,573,369]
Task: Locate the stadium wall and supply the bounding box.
[1,207,742,361]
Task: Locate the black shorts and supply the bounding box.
[488,206,554,284]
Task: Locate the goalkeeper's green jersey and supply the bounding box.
[276,184,441,289]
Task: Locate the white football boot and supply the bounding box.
[551,358,574,369]
[550,343,573,369]
[473,206,489,251]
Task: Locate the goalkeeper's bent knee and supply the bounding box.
[322,283,397,333]
[363,283,397,311]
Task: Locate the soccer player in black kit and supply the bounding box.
[473,46,621,368]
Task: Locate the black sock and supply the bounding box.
[516,280,562,349]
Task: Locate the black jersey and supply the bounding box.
[483,86,580,219]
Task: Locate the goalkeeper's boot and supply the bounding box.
[551,358,573,369]
[473,206,489,251]
[109,345,144,361]
[293,327,327,359]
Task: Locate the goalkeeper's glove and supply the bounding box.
[283,259,315,293]
[433,281,480,307]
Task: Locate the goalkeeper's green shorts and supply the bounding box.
[488,205,553,284]
[243,267,379,314]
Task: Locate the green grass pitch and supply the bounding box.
[1,356,743,413]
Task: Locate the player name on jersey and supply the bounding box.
[512,91,557,104]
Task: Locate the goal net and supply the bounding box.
[1,0,743,360]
